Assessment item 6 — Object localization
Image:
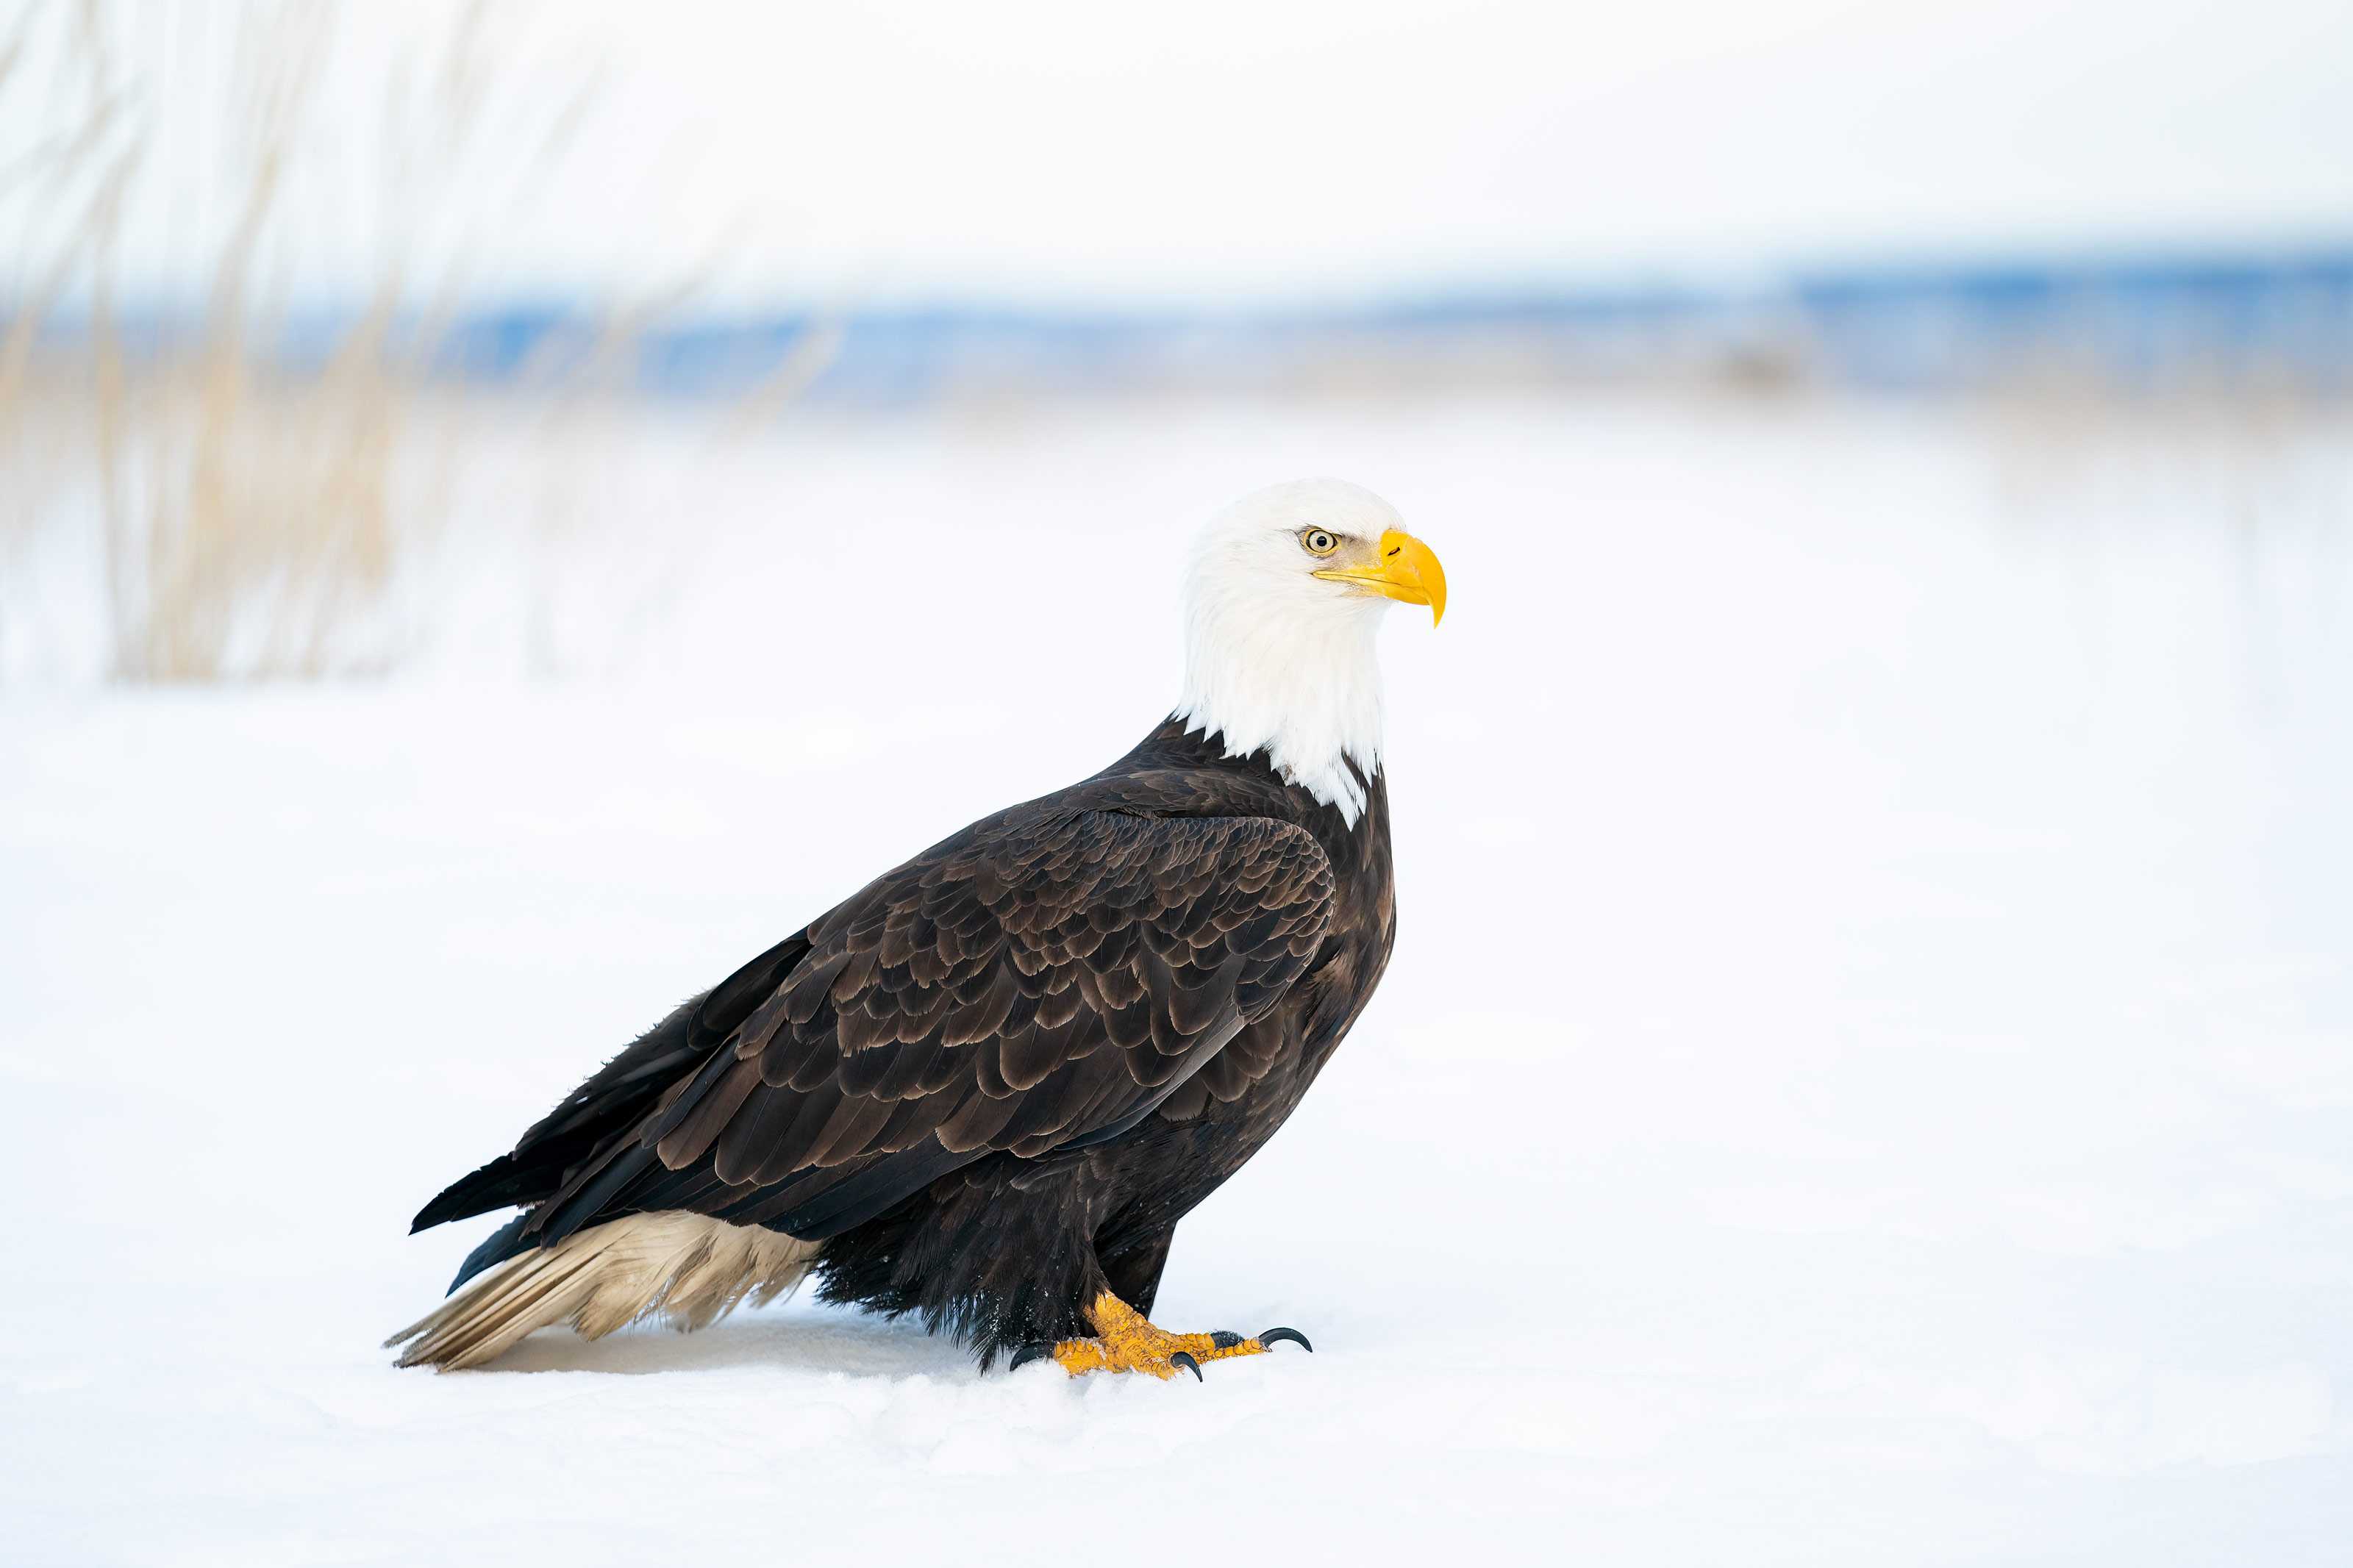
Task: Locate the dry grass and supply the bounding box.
[0,1,630,681]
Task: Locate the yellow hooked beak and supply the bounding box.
[1313,529,1448,626]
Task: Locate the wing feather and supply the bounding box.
[520,809,1333,1250]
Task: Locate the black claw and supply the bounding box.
[1258,1327,1313,1353]
[1007,1342,1052,1372]
[1168,1351,1203,1381]
[1210,1331,1245,1350]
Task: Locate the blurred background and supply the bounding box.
[2,0,2349,682]
[5,2,2352,1562]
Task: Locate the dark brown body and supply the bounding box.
[412,717,1395,1364]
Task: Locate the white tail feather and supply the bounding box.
[385,1214,822,1371]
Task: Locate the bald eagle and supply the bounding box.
[389,479,1446,1378]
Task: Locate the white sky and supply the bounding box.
[10,0,2353,309]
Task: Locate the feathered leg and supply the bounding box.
[1099,1227,1175,1317]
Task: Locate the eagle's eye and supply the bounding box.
[1299,528,1339,556]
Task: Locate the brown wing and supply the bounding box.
[521,809,1334,1249]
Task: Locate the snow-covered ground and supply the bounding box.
[4,394,2350,1564]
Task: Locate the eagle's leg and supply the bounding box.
[1099,1226,1174,1316]
[1034,1289,1310,1381]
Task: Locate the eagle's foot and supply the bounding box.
[1015,1290,1313,1380]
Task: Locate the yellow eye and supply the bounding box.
[1300,529,1339,556]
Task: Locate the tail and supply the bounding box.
[385,1213,821,1370]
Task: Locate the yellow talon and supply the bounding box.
[1045,1290,1299,1379]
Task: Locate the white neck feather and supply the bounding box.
[1173,583,1385,826]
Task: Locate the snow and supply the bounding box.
[4,394,2351,1564]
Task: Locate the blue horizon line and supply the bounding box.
[16,245,2353,401]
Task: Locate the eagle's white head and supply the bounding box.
[1174,478,1447,826]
